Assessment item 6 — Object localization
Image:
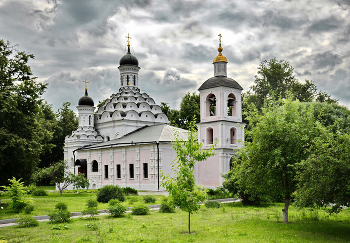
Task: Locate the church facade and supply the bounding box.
[64,36,244,190]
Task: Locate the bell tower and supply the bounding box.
[196,34,245,187]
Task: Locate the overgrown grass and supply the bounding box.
[0,203,349,242]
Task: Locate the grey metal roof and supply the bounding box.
[198,76,243,91]
[81,124,188,149]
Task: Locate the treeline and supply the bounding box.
[0,40,78,186]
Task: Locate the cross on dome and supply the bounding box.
[83,79,89,90]
[125,33,132,47]
[218,33,222,44]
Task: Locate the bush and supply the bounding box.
[24,204,35,214]
[12,201,27,213]
[128,196,139,204]
[143,195,156,204]
[108,201,127,218]
[24,184,37,195]
[32,189,48,196]
[16,216,39,228]
[96,185,125,203]
[204,201,222,208]
[49,209,71,223]
[131,204,150,215]
[159,199,175,213]
[123,187,138,195]
[55,202,68,211]
[83,199,99,218]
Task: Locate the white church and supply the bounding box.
[64,35,245,190]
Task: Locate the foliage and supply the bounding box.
[204,201,222,208]
[49,202,71,223]
[127,196,139,204]
[108,200,127,218]
[96,185,125,203]
[83,199,98,218]
[161,120,216,233]
[1,177,29,212]
[206,187,231,199]
[33,160,76,196]
[131,204,150,215]
[24,204,35,214]
[15,216,39,228]
[160,92,200,129]
[232,98,324,223]
[243,58,337,113]
[24,184,37,195]
[32,189,48,196]
[73,173,90,190]
[159,198,175,213]
[143,195,156,204]
[0,40,49,186]
[123,187,138,195]
[55,202,68,211]
[295,131,350,212]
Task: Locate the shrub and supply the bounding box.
[143,195,156,204]
[204,201,222,208]
[55,202,68,211]
[131,204,150,215]
[24,184,37,195]
[16,216,39,228]
[96,185,125,203]
[159,198,175,213]
[24,204,35,214]
[49,209,71,223]
[32,189,48,196]
[12,201,27,213]
[2,177,28,212]
[83,199,99,218]
[123,187,138,195]
[108,200,127,218]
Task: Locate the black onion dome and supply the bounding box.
[198,76,243,91]
[78,89,94,106]
[119,46,139,66]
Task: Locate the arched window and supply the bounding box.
[207,127,213,144]
[92,160,98,172]
[133,75,136,85]
[206,94,216,116]
[106,136,110,141]
[127,75,129,85]
[230,127,236,144]
[121,79,123,86]
[227,93,236,116]
[89,115,91,126]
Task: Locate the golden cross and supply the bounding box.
[218,33,222,44]
[125,33,132,46]
[83,79,89,90]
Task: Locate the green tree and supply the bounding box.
[161,120,216,233]
[232,98,323,223]
[160,102,181,127]
[295,131,350,213]
[243,58,336,113]
[33,160,76,195]
[0,40,48,186]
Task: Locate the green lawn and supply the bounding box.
[1,202,350,243]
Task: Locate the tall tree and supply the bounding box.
[232,98,323,223]
[0,40,48,186]
[161,120,216,233]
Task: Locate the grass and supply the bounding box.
[0,191,166,220]
[0,203,350,242]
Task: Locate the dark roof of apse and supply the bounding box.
[78,89,94,106]
[198,76,243,91]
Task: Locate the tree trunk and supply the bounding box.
[188,212,191,234]
[282,195,290,224]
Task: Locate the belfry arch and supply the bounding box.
[206,93,216,116]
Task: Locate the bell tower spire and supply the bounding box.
[213,33,228,77]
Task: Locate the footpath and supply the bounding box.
[0,198,239,228]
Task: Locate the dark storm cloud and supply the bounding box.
[313,51,343,71]
[307,16,343,33]
[182,44,215,63]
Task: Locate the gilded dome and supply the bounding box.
[213,44,227,63]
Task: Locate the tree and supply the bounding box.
[33,160,77,195]
[295,131,350,213]
[232,98,323,223]
[161,120,216,233]
[0,40,48,186]
[243,58,336,112]
[160,102,182,128]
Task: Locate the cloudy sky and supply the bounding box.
[1,0,350,112]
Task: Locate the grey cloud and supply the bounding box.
[307,16,343,33]
[313,51,343,71]
[182,44,215,63]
